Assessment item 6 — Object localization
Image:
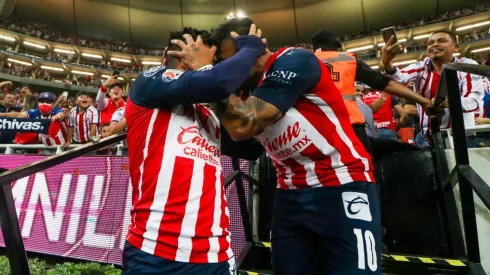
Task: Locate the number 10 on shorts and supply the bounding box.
[353,228,377,272]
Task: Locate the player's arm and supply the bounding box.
[108,118,127,136]
[97,77,115,110]
[131,36,265,107]
[356,60,430,108]
[218,49,320,141]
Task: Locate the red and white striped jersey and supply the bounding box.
[67,106,99,143]
[252,48,374,190]
[125,98,232,263]
[387,57,484,134]
[39,120,67,146]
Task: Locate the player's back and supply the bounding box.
[124,66,232,264]
[253,48,374,189]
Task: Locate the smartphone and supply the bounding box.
[62,91,68,98]
[381,27,398,44]
[112,70,120,77]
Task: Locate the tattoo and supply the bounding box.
[192,46,200,53]
[219,94,283,139]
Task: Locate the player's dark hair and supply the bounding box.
[430,30,458,44]
[211,17,254,47]
[164,27,214,68]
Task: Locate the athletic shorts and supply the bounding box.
[271,181,382,275]
[122,241,236,275]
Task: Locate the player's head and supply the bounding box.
[427,30,459,63]
[164,27,214,69]
[311,30,342,52]
[212,17,266,92]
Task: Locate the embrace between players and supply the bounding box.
[123,18,381,275]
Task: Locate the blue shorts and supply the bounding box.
[271,181,382,275]
[122,241,236,275]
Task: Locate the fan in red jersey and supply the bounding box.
[123,26,265,275]
[185,18,381,275]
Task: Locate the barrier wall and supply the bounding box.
[0,155,248,265]
[445,148,490,272]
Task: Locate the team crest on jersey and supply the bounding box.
[143,66,165,78]
[162,69,183,82]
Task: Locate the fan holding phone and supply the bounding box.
[379,29,484,148]
[96,70,126,125]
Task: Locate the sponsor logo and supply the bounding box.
[177,125,221,165]
[197,65,213,71]
[264,70,298,85]
[342,192,372,222]
[0,118,44,131]
[259,121,312,160]
[162,69,183,82]
[143,66,165,77]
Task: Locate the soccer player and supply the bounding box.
[123,26,265,275]
[185,18,381,274]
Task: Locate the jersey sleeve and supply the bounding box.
[387,60,426,84]
[52,107,63,115]
[355,60,390,91]
[26,109,38,118]
[129,36,266,108]
[67,111,75,127]
[111,107,125,123]
[251,49,321,113]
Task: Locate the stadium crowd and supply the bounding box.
[0,1,489,155]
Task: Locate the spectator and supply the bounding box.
[362,90,406,140]
[381,30,484,147]
[16,87,31,108]
[96,76,125,125]
[14,94,40,145]
[0,92,67,147]
[64,91,99,147]
[100,122,111,138]
[0,92,22,152]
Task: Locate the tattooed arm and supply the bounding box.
[217,94,283,141]
[215,48,321,141]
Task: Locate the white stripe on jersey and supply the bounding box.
[141,107,182,255]
[175,160,205,262]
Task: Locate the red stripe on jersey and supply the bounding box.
[421,71,432,99]
[464,73,472,97]
[78,113,85,143]
[282,158,307,187]
[301,142,341,187]
[189,163,217,262]
[45,138,52,146]
[401,68,424,74]
[273,162,289,189]
[127,106,172,249]
[155,156,194,260]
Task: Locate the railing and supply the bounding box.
[442,125,490,149]
[0,133,126,274]
[0,143,126,155]
[430,62,490,275]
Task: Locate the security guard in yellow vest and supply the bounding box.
[312,30,430,152]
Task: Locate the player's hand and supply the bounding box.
[103,76,117,88]
[231,24,267,56]
[381,35,404,67]
[167,35,217,71]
